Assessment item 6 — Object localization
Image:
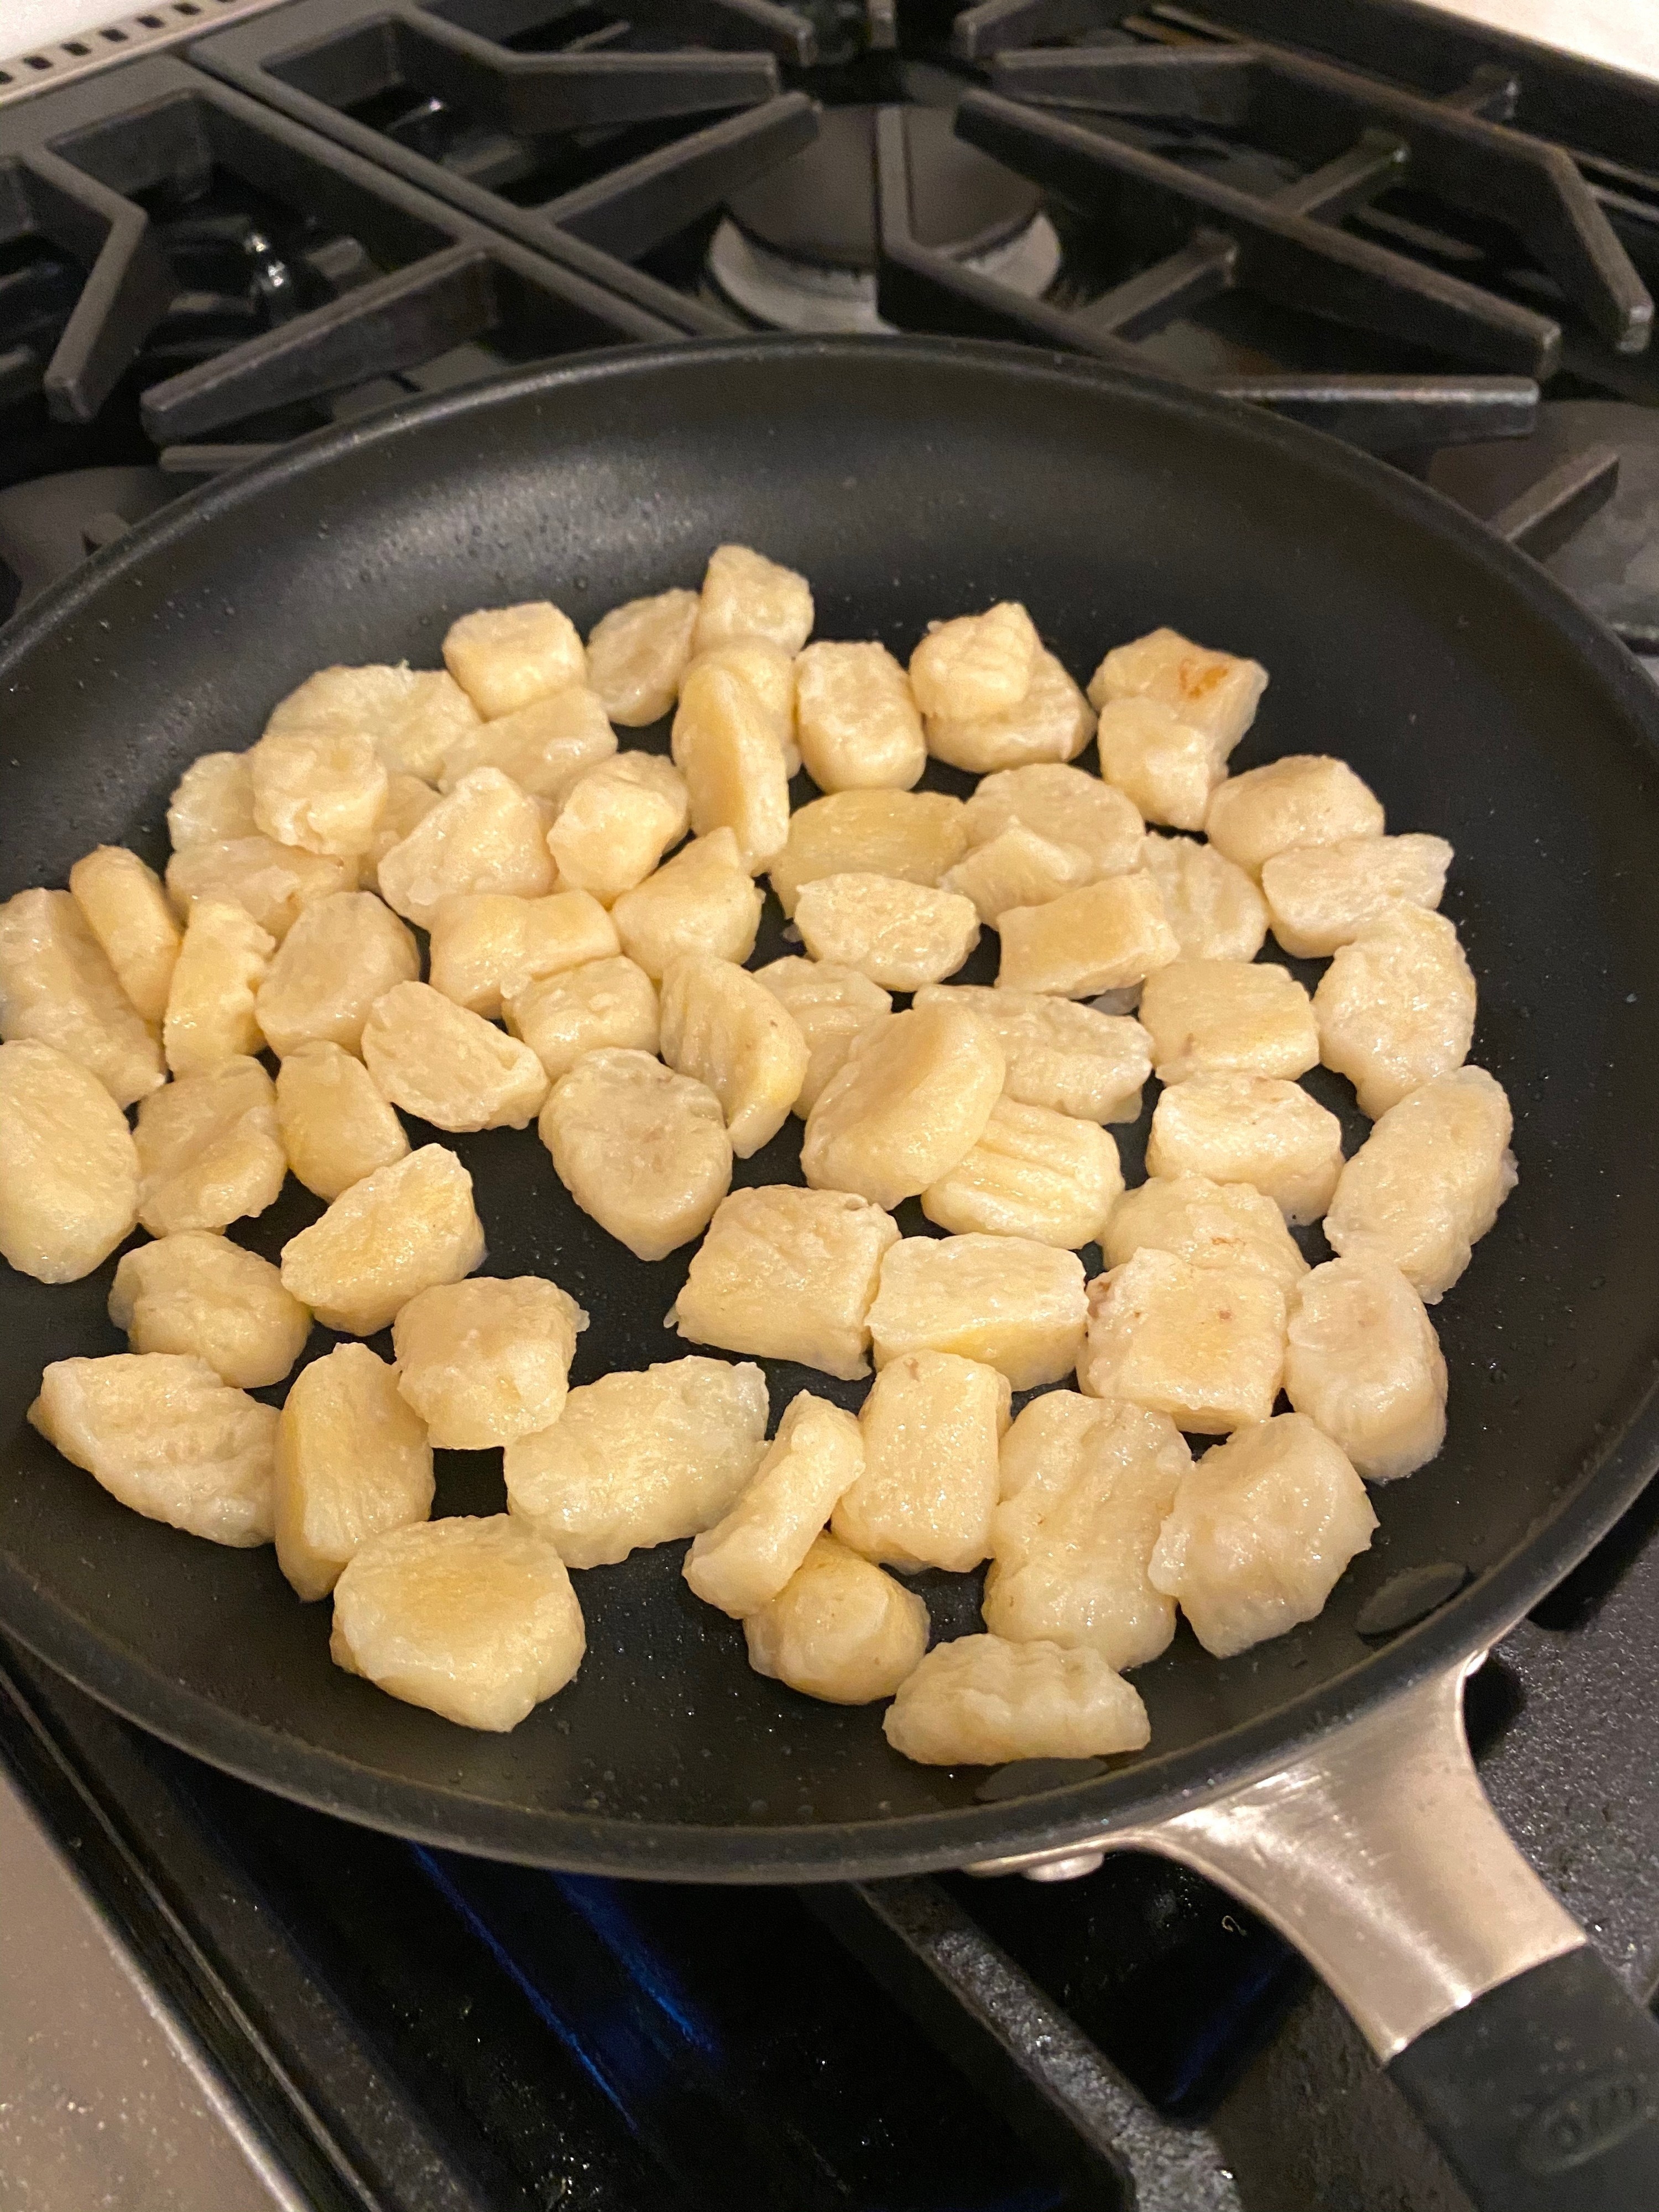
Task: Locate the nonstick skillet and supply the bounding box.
[3,337,1659,2207]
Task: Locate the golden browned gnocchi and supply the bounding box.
[279,1143,485,1335]
[672,1184,899,1380]
[136,1056,286,1237]
[275,1041,409,1201]
[1138,958,1318,1084]
[883,1633,1149,1765]
[1078,1247,1287,1434]
[769,788,968,917]
[0,1039,139,1284]
[110,1233,310,1389]
[0,887,165,1106]
[330,1514,584,1731]
[443,602,587,720]
[1147,1413,1377,1659]
[868,1233,1087,1390]
[69,847,181,1025]
[832,1350,1010,1574]
[30,1352,277,1547]
[505,1356,768,1568]
[995,872,1178,999]
[274,1343,434,1600]
[684,1390,865,1618]
[744,1535,930,1706]
[541,1048,731,1262]
[586,588,700,726]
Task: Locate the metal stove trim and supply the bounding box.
[0,0,293,109]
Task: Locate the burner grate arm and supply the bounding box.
[138,239,497,441]
[22,151,176,425]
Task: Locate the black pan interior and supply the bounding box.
[3,338,1659,1879]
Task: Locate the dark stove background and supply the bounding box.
[2,6,1658,2207]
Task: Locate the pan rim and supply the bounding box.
[4,331,1658,1882]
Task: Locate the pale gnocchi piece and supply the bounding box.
[1093,699,1227,832]
[1148,1412,1377,1659]
[0,1039,139,1283]
[264,663,480,782]
[443,602,586,720]
[69,847,181,1024]
[361,981,550,1133]
[1077,1248,1287,1434]
[831,1351,1010,1573]
[426,889,619,1018]
[586,588,701,726]
[963,763,1144,881]
[868,1234,1087,1391]
[995,873,1179,999]
[135,1056,286,1237]
[1262,833,1454,959]
[163,899,272,1076]
[0,888,165,1107]
[109,1232,310,1389]
[1323,1066,1516,1302]
[279,1143,485,1335]
[611,828,763,979]
[794,640,925,792]
[1314,904,1475,1118]
[249,723,389,858]
[922,1097,1124,1249]
[1147,1073,1344,1225]
[253,891,419,1057]
[392,1276,586,1450]
[671,1185,899,1381]
[752,957,891,1117]
[29,1353,278,1548]
[794,873,980,992]
[1139,833,1269,961]
[330,1514,584,1731]
[375,767,555,930]
[909,602,1039,722]
[1205,755,1385,879]
[685,637,800,775]
[1138,958,1319,1084]
[769,789,968,918]
[547,752,690,903]
[275,1041,409,1202]
[925,650,1095,774]
[1088,627,1267,755]
[1285,1257,1446,1482]
[671,662,791,870]
[1103,1173,1307,1297]
[436,687,617,801]
[168,752,258,849]
[745,1536,931,1706]
[274,1344,433,1600]
[984,1393,1191,1671]
[166,836,355,943]
[913,986,1151,1125]
[693,544,813,656]
[539,1048,730,1262]
[659,954,809,1158]
[505,1356,768,1568]
[801,1004,1004,1211]
[883,1633,1149,1765]
[942,825,1094,924]
[684,1391,865,1619]
[506,955,660,1079]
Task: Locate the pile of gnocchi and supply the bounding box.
[0,542,1516,1770]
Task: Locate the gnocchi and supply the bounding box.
[770,789,968,918]
[672,1184,899,1381]
[275,1343,434,1600]
[0,1039,139,1283]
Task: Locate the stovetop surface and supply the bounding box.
[2,7,1659,2209]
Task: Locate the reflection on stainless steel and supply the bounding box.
[968,1655,1586,2060]
[0,1767,305,2212]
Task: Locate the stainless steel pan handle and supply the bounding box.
[972,1661,1659,2209]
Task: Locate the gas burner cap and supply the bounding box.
[710,105,1060,336]
[726,105,1043,273]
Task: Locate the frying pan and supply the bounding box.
[3,335,1659,2206]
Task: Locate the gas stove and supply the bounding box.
[2,7,1658,2210]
